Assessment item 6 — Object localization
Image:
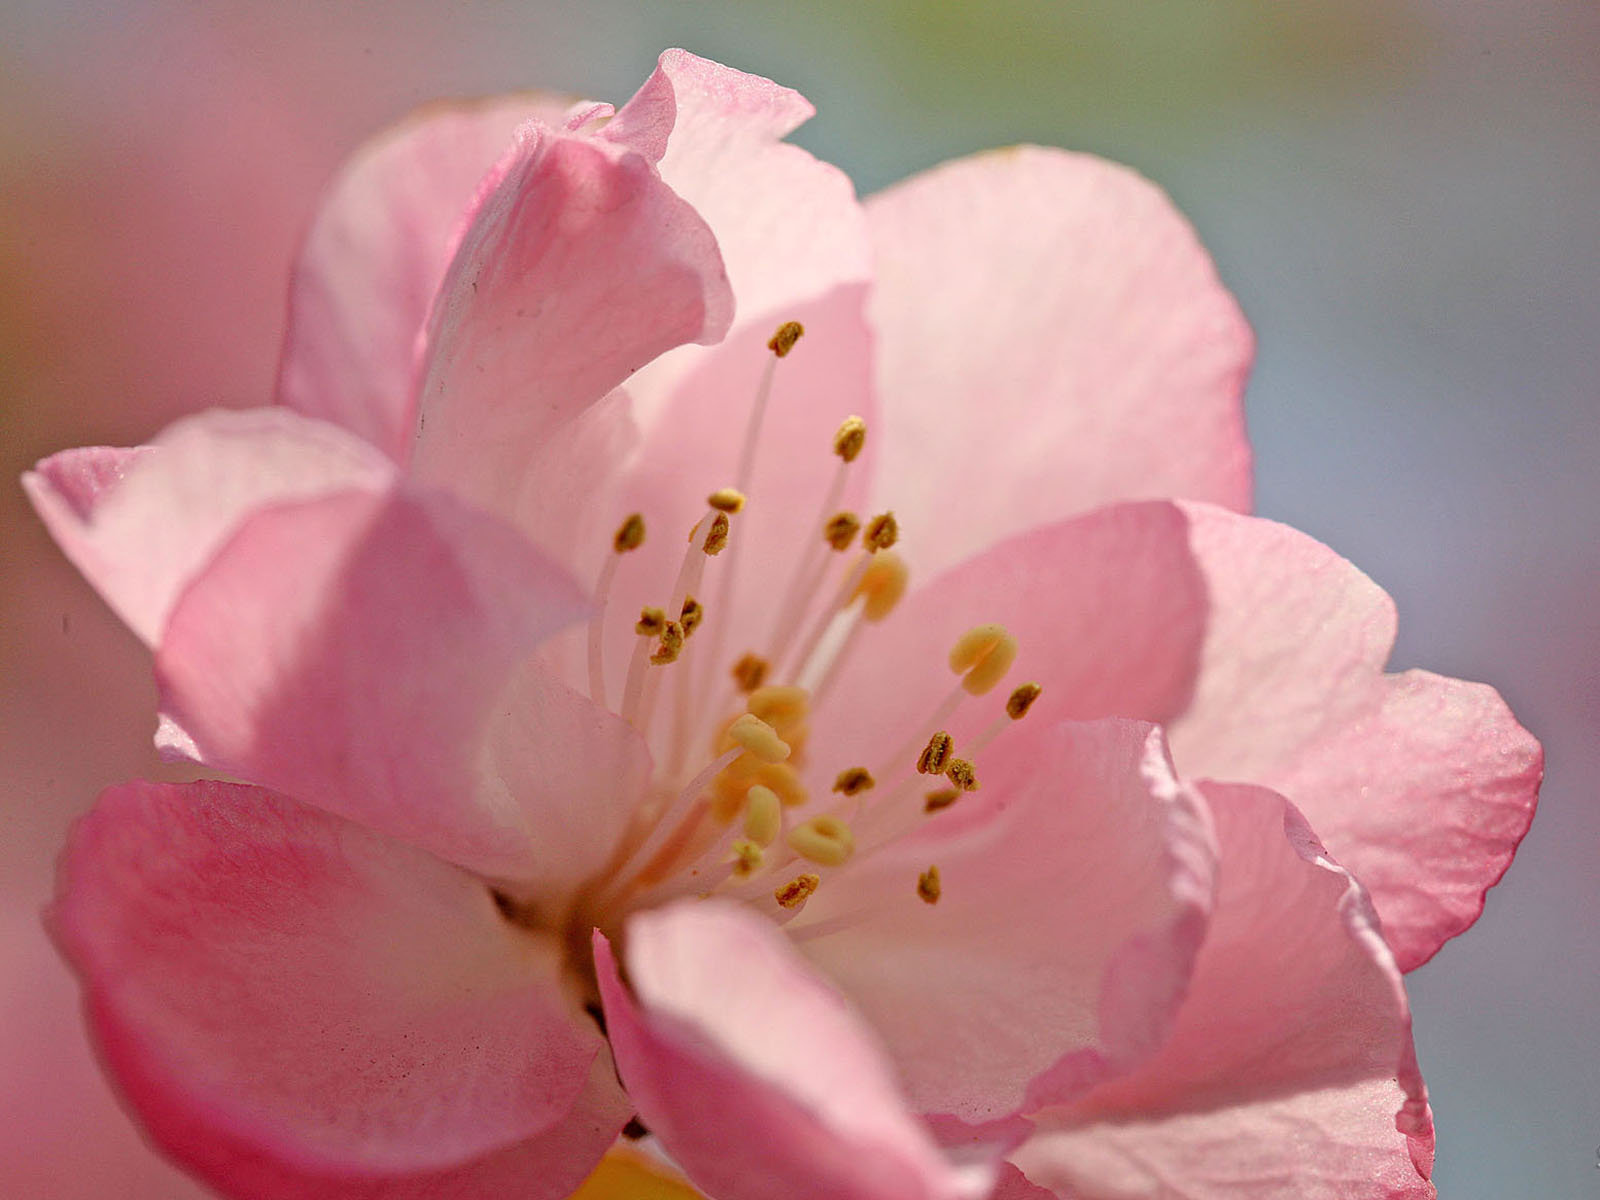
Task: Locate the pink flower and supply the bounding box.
[24,51,1539,1200]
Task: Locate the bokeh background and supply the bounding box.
[2,2,1594,1196]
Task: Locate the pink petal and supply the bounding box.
[798,720,1216,1125]
[21,408,393,646]
[408,121,733,518]
[1009,783,1434,1200]
[594,903,994,1200]
[154,485,588,879]
[54,779,627,1199]
[279,94,588,460]
[1167,503,1542,969]
[865,147,1253,577]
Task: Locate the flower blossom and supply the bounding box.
[24,50,1540,1200]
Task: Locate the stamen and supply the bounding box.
[786,815,856,867]
[832,767,875,796]
[743,785,783,846]
[832,415,867,463]
[863,511,899,552]
[727,713,790,763]
[745,685,809,736]
[707,487,746,513]
[636,607,666,636]
[767,320,805,358]
[775,873,820,910]
[823,511,861,551]
[1006,682,1043,719]
[680,596,704,636]
[587,514,646,707]
[917,866,942,905]
[650,620,685,665]
[621,606,667,725]
[729,839,764,878]
[918,731,955,775]
[945,758,980,792]
[924,787,961,814]
[711,759,808,822]
[948,623,1019,695]
[732,653,769,693]
[613,513,647,553]
[703,512,731,556]
[851,552,909,622]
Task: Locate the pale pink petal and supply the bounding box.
[865,147,1253,576]
[279,94,592,459]
[54,780,627,1199]
[798,720,1216,1126]
[594,903,994,1200]
[21,408,393,646]
[408,122,733,518]
[1009,782,1434,1200]
[154,486,588,879]
[1167,503,1542,969]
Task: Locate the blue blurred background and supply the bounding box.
[2,2,1594,1196]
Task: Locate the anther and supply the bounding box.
[918,731,954,775]
[612,513,646,552]
[924,787,961,814]
[767,320,805,358]
[636,606,667,636]
[832,415,867,463]
[863,511,899,552]
[852,552,909,621]
[732,653,770,693]
[743,785,783,846]
[823,511,861,551]
[727,713,790,763]
[832,767,875,796]
[746,685,810,735]
[708,487,746,514]
[775,873,820,909]
[729,840,764,878]
[703,512,731,556]
[948,623,1018,695]
[786,815,856,867]
[680,597,704,637]
[946,758,980,792]
[917,866,942,905]
[650,620,685,664]
[1006,682,1042,719]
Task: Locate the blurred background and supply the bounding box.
[1,1,1593,1196]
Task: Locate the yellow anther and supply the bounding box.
[852,551,909,622]
[786,815,856,867]
[823,511,861,551]
[917,731,954,775]
[948,623,1018,695]
[743,785,783,846]
[775,873,820,909]
[636,606,667,636]
[703,512,731,556]
[946,758,979,792]
[863,511,899,552]
[729,839,764,878]
[612,513,646,553]
[746,685,810,736]
[680,596,704,637]
[832,415,867,463]
[650,620,686,664]
[731,653,770,693]
[924,787,961,814]
[832,767,875,796]
[767,320,805,357]
[727,713,790,763]
[1006,682,1042,720]
[708,487,746,513]
[917,866,942,905]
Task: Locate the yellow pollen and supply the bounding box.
[703,512,731,556]
[948,623,1019,695]
[767,320,805,358]
[612,513,646,552]
[832,767,875,796]
[636,606,667,636]
[650,620,686,664]
[743,785,783,846]
[924,787,961,814]
[946,758,980,792]
[679,596,704,637]
[863,511,899,552]
[832,415,867,463]
[823,511,861,551]
[727,713,790,763]
[708,487,746,513]
[786,815,856,867]
[712,759,809,822]
[852,551,909,622]
[918,731,954,775]
[731,653,769,693]
[917,866,942,905]
[1006,682,1043,719]
[746,685,810,736]
[729,839,764,878]
[775,873,820,909]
